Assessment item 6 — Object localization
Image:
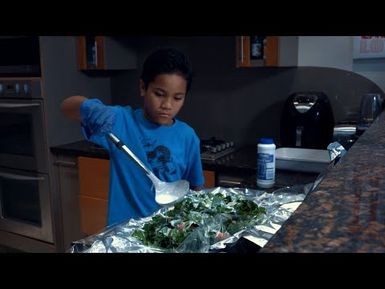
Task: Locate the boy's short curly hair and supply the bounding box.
[140,48,192,93]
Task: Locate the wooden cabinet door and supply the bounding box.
[264,36,279,66]
[77,36,105,70]
[77,36,137,71]
[78,157,110,236]
[236,36,279,67]
[78,156,109,199]
[78,196,108,236]
[54,155,83,250]
[203,170,216,188]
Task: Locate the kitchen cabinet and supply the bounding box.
[53,154,84,250]
[77,36,137,71]
[78,156,110,236]
[203,170,216,188]
[236,36,298,67]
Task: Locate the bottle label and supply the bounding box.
[257,153,275,180]
[250,36,265,60]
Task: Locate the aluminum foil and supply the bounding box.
[70,184,313,253]
[327,141,347,163]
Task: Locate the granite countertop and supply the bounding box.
[261,111,385,253]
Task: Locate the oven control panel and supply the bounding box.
[0,79,41,98]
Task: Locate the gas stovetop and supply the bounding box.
[200,137,235,161]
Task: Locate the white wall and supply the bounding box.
[353,58,385,95]
[40,36,112,146]
[298,36,353,71]
[298,36,385,94]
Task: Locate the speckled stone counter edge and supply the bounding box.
[261,111,385,253]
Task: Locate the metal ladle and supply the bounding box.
[107,133,190,206]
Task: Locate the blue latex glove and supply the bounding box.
[80,99,116,136]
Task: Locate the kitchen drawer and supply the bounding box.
[79,195,108,236]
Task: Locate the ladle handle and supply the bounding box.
[107,133,153,177]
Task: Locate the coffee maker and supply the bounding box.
[280,91,334,149]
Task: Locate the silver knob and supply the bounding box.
[15,83,20,94]
[23,83,29,95]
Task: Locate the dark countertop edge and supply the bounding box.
[50,140,110,160]
[50,141,257,171]
[261,110,385,253]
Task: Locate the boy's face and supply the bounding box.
[140,73,187,126]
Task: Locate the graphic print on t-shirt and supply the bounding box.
[141,137,177,178]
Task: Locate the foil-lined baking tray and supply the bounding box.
[70,184,312,253]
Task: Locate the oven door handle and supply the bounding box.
[0,103,41,108]
[0,172,44,181]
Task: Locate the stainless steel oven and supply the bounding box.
[0,78,47,173]
[0,78,53,244]
[0,167,52,242]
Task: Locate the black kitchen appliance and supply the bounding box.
[280,91,334,149]
[0,36,41,77]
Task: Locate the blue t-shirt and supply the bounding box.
[80,99,204,227]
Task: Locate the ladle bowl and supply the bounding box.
[107,133,190,206]
[153,178,190,206]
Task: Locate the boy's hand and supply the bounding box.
[81,99,116,136]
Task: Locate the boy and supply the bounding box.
[61,48,204,227]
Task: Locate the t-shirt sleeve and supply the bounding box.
[185,133,204,187]
[79,98,119,149]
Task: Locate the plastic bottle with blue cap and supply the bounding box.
[257,138,276,188]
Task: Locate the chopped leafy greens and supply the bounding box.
[132,192,266,251]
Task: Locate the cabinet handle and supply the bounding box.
[54,160,77,167]
[0,172,44,181]
[219,180,242,185]
[0,102,41,108]
[240,36,244,63]
[94,40,98,67]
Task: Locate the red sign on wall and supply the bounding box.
[353,36,385,59]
